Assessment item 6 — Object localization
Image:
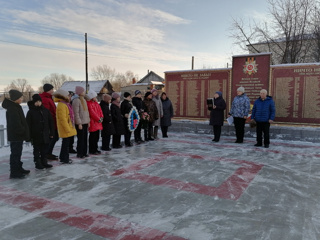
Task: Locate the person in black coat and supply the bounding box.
[2,90,30,179]
[26,94,54,169]
[100,94,116,151]
[132,90,144,143]
[209,91,226,142]
[160,92,174,138]
[121,92,134,147]
[110,92,126,148]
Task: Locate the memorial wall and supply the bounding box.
[165,54,320,124]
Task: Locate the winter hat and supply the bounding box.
[102,94,112,102]
[32,94,42,102]
[237,87,245,93]
[86,89,97,100]
[215,91,222,97]
[111,92,120,99]
[53,88,69,98]
[144,92,152,98]
[75,86,85,95]
[9,89,23,101]
[124,92,131,98]
[43,83,54,92]
[135,90,141,95]
[151,89,157,93]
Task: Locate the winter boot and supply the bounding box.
[20,162,30,174]
[153,126,159,140]
[10,170,25,179]
[35,158,45,170]
[42,158,53,168]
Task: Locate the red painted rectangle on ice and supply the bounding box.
[111,151,264,201]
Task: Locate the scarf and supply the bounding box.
[62,101,75,126]
[112,99,120,108]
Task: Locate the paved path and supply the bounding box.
[0,133,320,240]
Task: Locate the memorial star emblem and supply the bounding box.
[243,57,258,75]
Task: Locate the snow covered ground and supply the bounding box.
[0,129,320,239]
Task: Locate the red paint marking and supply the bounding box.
[0,185,186,240]
[111,151,264,201]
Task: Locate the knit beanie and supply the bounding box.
[86,89,97,100]
[43,83,54,92]
[151,89,157,93]
[215,91,222,97]
[102,94,112,102]
[237,87,245,93]
[144,92,152,98]
[135,90,141,96]
[9,89,23,101]
[75,86,85,95]
[124,92,131,98]
[111,92,120,99]
[32,94,42,102]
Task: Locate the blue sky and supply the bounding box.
[0,0,269,91]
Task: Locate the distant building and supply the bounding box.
[121,71,165,97]
[60,80,114,101]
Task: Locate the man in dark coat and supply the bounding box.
[100,94,116,151]
[111,92,126,148]
[251,89,276,148]
[132,90,144,143]
[2,90,30,178]
[26,94,54,169]
[209,91,226,142]
[121,92,134,147]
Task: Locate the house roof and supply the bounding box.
[60,80,113,93]
[137,71,164,84]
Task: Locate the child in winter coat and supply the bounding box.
[100,94,116,151]
[111,92,126,148]
[53,89,77,164]
[86,89,103,155]
[26,94,54,169]
[72,86,90,158]
[2,90,30,179]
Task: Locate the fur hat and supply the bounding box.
[75,86,85,95]
[53,89,69,99]
[135,90,141,96]
[9,89,23,101]
[111,92,120,99]
[237,87,245,93]
[86,89,97,100]
[124,92,131,98]
[144,92,152,98]
[43,83,54,92]
[102,94,111,102]
[32,94,42,102]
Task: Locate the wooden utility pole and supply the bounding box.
[191,56,194,70]
[85,33,88,93]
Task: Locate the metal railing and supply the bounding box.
[0,125,7,148]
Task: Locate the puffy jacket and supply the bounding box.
[229,93,250,118]
[251,96,276,122]
[72,95,90,125]
[2,98,30,141]
[54,95,77,138]
[40,91,57,129]
[87,99,103,132]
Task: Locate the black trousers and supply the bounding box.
[233,117,246,142]
[76,124,88,156]
[256,122,270,145]
[213,125,222,141]
[33,142,48,162]
[112,134,121,147]
[161,126,169,137]
[47,129,59,155]
[10,141,23,174]
[59,137,70,162]
[89,130,100,153]
[124,126,132,145]
[102,135,111,149]
[134,122,142,141]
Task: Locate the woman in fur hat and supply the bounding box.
[110,92,126,148]
[100,94,116,151]
[26,94,54,169]
[72,86,90,158]
[86,89,103,155]
[53,89,77,164]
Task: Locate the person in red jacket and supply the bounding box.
[39,83,59,160]
[86,89,103,155]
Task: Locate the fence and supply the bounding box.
[0,125,7,148]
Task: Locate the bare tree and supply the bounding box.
[230,0,317,64]
[91,65,117,81]
[4,79,34,102]
[41,73,74,91]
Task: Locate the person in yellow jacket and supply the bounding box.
[53,89,77,164]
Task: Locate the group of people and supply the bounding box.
[209,86,276,148]
[3,84,174,179]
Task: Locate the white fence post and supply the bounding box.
[0,125,5,148]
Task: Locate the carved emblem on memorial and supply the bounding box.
[243,57,258,75]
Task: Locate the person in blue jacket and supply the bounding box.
[251,89,276,148]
